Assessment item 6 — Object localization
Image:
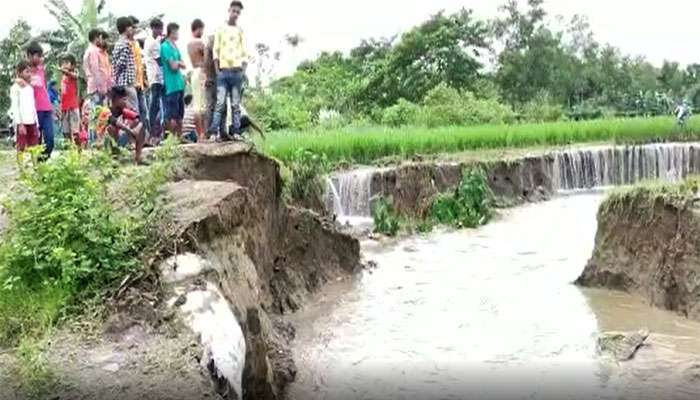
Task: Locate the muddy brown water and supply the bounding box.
[288,192,700,400]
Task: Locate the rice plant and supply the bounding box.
[259,117,700,164]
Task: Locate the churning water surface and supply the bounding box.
[288,192,700,400]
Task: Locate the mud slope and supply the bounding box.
[576,187,700,320]
[165,143,362,399]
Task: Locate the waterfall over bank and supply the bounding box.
[553,142,700,191]
[326,169,375,218]
[325,142,700,218]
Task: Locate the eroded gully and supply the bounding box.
[288,191,700,400]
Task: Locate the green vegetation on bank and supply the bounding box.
[372,169,493,236]
[0,140,179,348]
[261,116,700,165]
[600,177,700,220]
[282,148,330,205]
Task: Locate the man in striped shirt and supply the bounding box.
[111,17,139,114]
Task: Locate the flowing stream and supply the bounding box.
[290,191,700,400]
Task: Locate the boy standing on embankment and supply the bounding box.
[59,54,81,146]
[10,61,40,160]
[26,42,54,159]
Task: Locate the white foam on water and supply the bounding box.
[160,253,246,398]
[160,253,214,284]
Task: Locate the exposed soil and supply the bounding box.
[0,144,362,400]
[166,143,362,399]
[576,188,700,320]
[368,156,553,218]
[0,325,219,400]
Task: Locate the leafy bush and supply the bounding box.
[0,149,139,294]
[462,92,516,125]
[381,99,421,127]
[520,92,566,122]
[420,83,515,127]
[247,92,312,131]
[0,139,180,345]
[429,168,493,228]
[285,149,330,204]
[422,84,466,127]
[318,108,347,130]
[371,197,401,237]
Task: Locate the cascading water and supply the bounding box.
[553,142,700,191]
[326,169,375,220]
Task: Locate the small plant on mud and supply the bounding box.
[0,138,180,347]
[372,196,402,237]
[429,168,493,229]
[11,337,55,397]
[284,148,330,204]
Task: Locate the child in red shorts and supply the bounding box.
[9,61,40,159]
[59,54,81,146]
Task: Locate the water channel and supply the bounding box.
[291,143,700,399]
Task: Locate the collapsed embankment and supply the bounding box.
[370,157,553,218]
[325,156,555,221]
[576,182,700,320]
[160,143,362,399]
[327,142,700,219]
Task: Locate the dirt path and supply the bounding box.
[0,324,219,400]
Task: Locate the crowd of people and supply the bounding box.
[9,0,260,165]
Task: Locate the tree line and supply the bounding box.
[2,0,698,131]
[246,0,700,130]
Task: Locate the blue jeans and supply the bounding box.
[37,110,54,158]
[148,83,164,138]
[209,69,244,136]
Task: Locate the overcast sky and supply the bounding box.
[2,0,699,76]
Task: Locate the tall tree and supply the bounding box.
[492,0,576,104]
[360,9,491,108]
[657,60,686,97]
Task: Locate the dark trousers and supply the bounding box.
[148,83,164,138]
[37,110,54,158]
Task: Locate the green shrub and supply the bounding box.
[247,92,312,131]
[462,92,516,125]
[422,83,466,127]
[381,99,421,127]
[371,196,401,237]
[0,149,139,294]
[0,139,180,345]
[520,92,565,122]
[429,168,493,228]
[420,83,515,127]
[285,149,330,204]
[318,108,348,130]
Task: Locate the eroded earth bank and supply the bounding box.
[1,143,362,400]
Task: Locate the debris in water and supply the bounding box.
[403,245,418,253]
[102,363,120,373]
[597,329,650,361]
